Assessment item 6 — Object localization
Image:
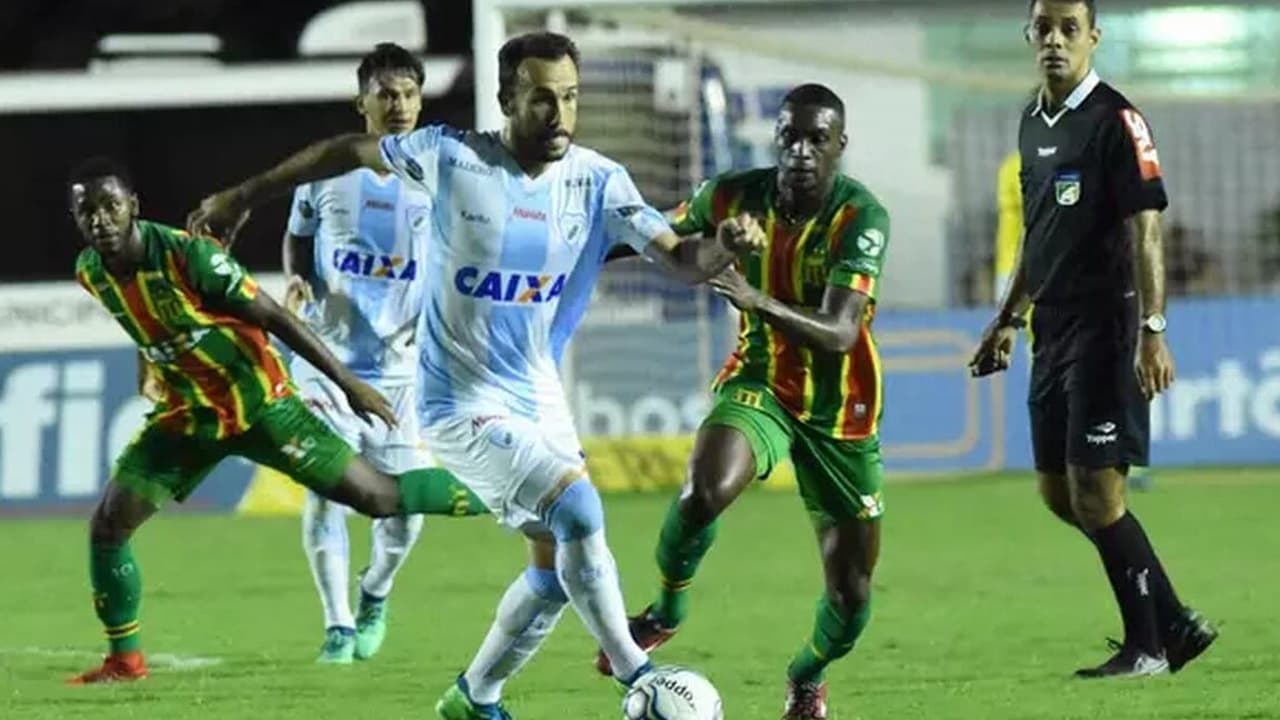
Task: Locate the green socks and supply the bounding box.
[652,499,720,628]
[90,541,143,653]
[396,467,488,516]
[787,595,871,683]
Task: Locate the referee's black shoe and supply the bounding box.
[1164,608,1219,673]
[1074,639,1169,679]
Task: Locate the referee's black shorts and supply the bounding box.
[1028,298,1150,473]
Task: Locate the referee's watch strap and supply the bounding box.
[997,310,1027,330]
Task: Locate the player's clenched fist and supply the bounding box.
[716,213,766,254]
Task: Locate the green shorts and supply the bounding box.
[704,381,884,527]
[113,395,357,507]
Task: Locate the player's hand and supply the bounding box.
[187,188,251,242]
[716,213,766,254]
[969,321,1018,377]
[707,268,764,312]
[1135,332,1175,399]
[344,379,398,429]
[283,275,314,316]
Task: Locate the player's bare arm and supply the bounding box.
[188,133,387,237]
[971,230,1032,377]
[228,290,396,428]
[281,231,316,314]
[644,213,765,284]
[1129,208,1174,398]
[710,269,868,354]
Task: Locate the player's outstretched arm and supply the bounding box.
[644,214,765,284]
[188,133,387,239]
[710,270,868,354]
[231,291,396,428]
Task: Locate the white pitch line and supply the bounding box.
[0,646,223,671]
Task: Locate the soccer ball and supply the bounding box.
[622,666,723,720]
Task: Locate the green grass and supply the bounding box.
[3,469,1279,719]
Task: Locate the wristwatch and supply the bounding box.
[1141,313,1167,334]
[997,310,1027,330]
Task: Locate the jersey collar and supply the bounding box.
[1031,68,1100,128]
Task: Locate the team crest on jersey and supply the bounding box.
[331,248,418,280]
[454,267,566,303]
[405,204,430,234]
[1054,171,1082,206]
[559,210,588,248]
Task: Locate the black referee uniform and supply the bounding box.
[1017,69,1167,473]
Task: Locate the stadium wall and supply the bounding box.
[2,284,1277,516]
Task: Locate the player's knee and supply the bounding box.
[1067,467,1126,530]
[1036,473,1076,526]
[828,573,872,617]
[544,479,605,543]
[89,502,134,545]
[678,474,730,529]
[522,565,568,604]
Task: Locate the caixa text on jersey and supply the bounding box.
[453,267,567,304]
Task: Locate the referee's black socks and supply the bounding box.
[1091,512,1174,657]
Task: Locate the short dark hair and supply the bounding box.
[68,155,134,194]
[781,83,845,122]
[356,42,425,92]
[1027,0,1097,27]
[497,31,581,107]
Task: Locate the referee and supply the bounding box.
[970,0,1217,678]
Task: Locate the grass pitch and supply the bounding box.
[3,468,1278,719]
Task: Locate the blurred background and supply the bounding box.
[2,0,1279,514]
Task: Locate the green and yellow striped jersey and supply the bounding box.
[672,169,890,439]
[76,220,292,439]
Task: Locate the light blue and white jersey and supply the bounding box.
[379,125,670,423]
[286,168,432,385]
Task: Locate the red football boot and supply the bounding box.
[67,651,149,685]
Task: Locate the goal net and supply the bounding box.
[477,0,1280,472]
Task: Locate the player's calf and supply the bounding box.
[546,479,651,683]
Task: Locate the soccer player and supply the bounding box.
[595,84,890,720]
[969,0,1217,677]
[187,31,760,719]
[284,43,443,664]
[66,157,485,685]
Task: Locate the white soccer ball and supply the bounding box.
[622,666,723,720]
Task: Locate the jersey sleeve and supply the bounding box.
[1104,106,1169,218]
[828,203,891,300]
[600,168,673,253]
[379,124,447,195]
[181,238,259,308]
[667,178,718,237]
[287,184,319,236]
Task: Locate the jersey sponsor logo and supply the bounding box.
[1120,109,1162,181]
[1037,146,1058,157]
[563,176,592,189]
[856,228,885,258]
[1054,171,1082,206]
[140,328,211,363]
[460,210,491,225]
[364,199,395,212]
[331,248,418,280]
[453,267,566,304]
[512,207,547,222]
[446,156,495,176]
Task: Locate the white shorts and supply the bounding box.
[422,412,586,529]
[294,373,431,475]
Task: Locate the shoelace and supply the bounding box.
[791,682,823,713]
[357,601,385,626]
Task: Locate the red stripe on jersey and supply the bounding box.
[1119,109,1162,181]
